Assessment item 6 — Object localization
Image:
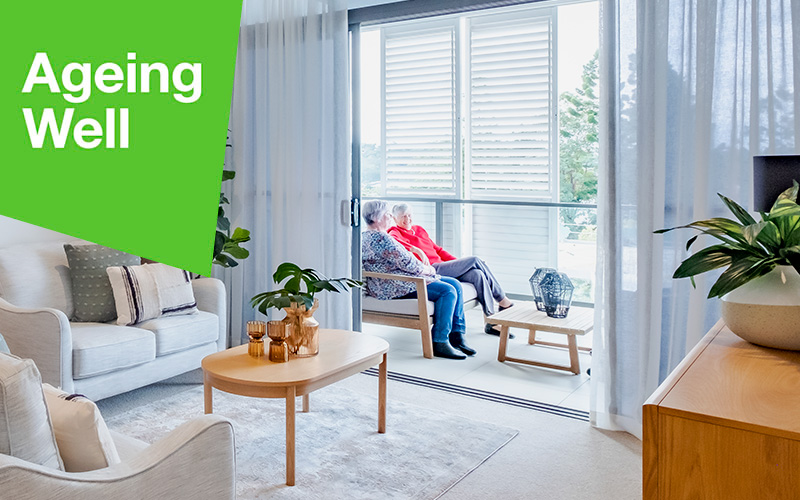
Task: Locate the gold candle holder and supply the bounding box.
[267,320,289,362]
[247,321,266,358]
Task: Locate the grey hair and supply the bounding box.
[362,200,390,226]
[392,203,410,217]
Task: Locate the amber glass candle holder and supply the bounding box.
[247,321,266,358]
[267,320,289,362]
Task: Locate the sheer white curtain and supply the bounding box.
[220,0,351,346]
[593,0,800,438]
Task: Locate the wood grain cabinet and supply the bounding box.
[644,321,800,499]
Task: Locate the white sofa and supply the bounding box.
[0,241,226,400]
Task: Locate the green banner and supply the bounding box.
[0,1,243,275]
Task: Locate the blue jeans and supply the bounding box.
[401,276,466,343]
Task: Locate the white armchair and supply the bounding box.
[0,414,236,500]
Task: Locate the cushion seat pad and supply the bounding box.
[136,311,219,356]
[71,323,155,379]
[363,282,477,316]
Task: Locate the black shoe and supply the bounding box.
[484,323,515,339]
[433,342,467,360]
[449,332,477,356]
[498,303,514,312]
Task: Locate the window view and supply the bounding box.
[360,1,599,303]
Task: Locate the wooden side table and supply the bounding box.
[201,329,389,486]
[487,303,593,375]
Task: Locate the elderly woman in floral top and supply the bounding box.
[362,200,474,360]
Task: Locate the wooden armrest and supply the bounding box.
[362,270,430,309]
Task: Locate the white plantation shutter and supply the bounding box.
[467,10,556,199]
[382,21,458,196]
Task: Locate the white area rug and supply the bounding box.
[106,383,518,500]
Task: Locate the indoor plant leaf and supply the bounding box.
[231,227,251,242]
[718,194,756,226]
[707,257,775,299]
[672,246,741,280]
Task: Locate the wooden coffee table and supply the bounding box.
[487,302,593,375]
[201,329,389,486]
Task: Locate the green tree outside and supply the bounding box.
[559,51,599,241]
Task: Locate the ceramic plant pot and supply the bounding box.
[282,299,320,357]
[721,266,800,350]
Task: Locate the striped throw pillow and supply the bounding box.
[106,263,198,326]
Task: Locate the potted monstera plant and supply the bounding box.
[250,263,362,357]
[656,182,800,349]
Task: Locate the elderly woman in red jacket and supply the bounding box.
[388,203,514,336]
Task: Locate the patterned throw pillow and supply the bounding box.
[42,383,120,472]
[63,244,141,322]
[106,263,198,326]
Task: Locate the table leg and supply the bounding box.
[567,335,580,375]
[204,375,212,414]
[528,328,537,345]
[498,325,510,362]
[286,386,296,486]
[302,394,310,413]
[378,352,387,434]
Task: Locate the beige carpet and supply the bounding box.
[105,382,518,499]
[99,370,643,499]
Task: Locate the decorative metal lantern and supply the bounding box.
[539,272,574,318]
[529,268,557,312]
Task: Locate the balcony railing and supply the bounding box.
[364,197,597,305]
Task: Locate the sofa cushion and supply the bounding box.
[70,323,156,379]
[42,383,120,472]
[0,352,64,470]
[136,311,219,356]
[106,263,198,326]
[0,242,74,317]
[363,282,477,316]
[64,243,140,323]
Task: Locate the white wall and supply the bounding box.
[0,216,75,248]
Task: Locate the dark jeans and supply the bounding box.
[400,276,466,343]
[433,256,506,316]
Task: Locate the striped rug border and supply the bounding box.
[361,367,590,422]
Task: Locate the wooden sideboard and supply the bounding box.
[644,321,800,499]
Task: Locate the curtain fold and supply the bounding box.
[219,0,351,346]
[594,0,799,438]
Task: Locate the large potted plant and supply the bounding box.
[250,263,362,357]
[656,182,800,349]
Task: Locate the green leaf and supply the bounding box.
[217,214,230,232]
[707,257,774,299]
[222,244,249,259]
[767,203,800,219]
[672,246,739,279]
[686,235,698,251]
[742,221,768,246]
[222,170,236,181]
[213,231,225,257]
[782,246,800,275]
[656,218,748,247]
[755,220,782,251]
[273,263,302,284]
[231,227,250,242]
[770,180,800,210]
[718,193,756,226]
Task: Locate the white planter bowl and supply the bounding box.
[721,265,800,350]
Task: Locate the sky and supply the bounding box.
[359,0,600,146]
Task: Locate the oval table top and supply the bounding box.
[202,329,389,388]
